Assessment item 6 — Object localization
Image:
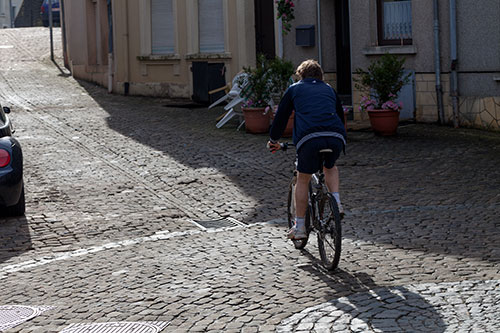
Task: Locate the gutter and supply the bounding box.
[449,0,459,128]
[433,0,444,124]
[123,0,130,95]
[316,0,322,66]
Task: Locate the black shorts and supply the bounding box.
[296,137,343,174]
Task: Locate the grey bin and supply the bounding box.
[296,25,315,47]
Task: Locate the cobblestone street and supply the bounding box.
[1,28,500,332]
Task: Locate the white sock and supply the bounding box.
[331,192,341,204]
[295,217,305,229]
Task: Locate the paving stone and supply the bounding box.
[1,27,500,333]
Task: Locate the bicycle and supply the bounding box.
[282,142,342,271]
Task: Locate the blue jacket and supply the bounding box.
[269,78,346,150]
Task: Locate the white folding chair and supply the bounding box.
[214,73,251,129]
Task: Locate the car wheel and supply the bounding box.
[4,185,25,216]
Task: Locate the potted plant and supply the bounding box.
[354,53,410,136]
[239,54,274,134]
[268,56,295,137]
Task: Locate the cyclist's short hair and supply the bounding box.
[296,59,323,81]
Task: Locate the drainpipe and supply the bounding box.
[278,18,284,58]
[316,0,322,66]
[433,0,444,124]
[107,0,113,93]
[8,0,13,27]
[449,0,459,128]
[123,0,130,95]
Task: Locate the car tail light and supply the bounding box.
[0,149,10,167]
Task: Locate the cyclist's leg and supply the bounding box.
[324,166,339,193]
[295,171,312,220]
[322,138,344,216]
[291,139,322,240]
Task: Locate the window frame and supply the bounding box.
[377,0,413,46]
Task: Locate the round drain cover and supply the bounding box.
[0,305,43,331]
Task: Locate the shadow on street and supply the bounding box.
[0,215,32,264]
[78,80,500,265]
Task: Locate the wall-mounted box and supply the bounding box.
[296,25,315,47]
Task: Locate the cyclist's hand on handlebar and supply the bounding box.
[267,140,281,153]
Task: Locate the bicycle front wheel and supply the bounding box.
[317,193,342,270]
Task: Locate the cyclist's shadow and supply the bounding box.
[288,250,447,332]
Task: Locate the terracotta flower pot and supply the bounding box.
[367,109,400,136]
[242,107,271,134]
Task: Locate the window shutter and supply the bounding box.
[198,0,225,53]
[152,0,174,54]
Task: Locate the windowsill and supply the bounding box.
[362,45,417,56]
[185,52,232,60]
[137,54,181,62]
[494,77,500,82]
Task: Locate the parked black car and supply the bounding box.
[41,0,60,27]
[0,105,24,216]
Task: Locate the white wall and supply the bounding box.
[0,0,25,28]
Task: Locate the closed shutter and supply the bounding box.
[198,0,224,53]
[152,0,174,54]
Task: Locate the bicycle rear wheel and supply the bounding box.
[287,179,309,249]
[316,193,342,270]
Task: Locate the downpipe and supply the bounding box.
[433,0,444,124]
[317,0,322,66]
[450,0,459,128]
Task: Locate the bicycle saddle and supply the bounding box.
[319,149,333,153]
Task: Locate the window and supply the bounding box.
[198,0,225,53]
[152,0,175,54]
[377,0,412,45]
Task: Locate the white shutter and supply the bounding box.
[198,0,225,53]
[152,0,174,54]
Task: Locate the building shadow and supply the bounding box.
[284,251,447,332]
[76,80,500,265]
[0,215,32,264]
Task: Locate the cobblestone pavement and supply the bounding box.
[0,28,499,332]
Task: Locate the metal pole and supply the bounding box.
[433,0,444,124]
[49,0,54,61]
[316,0,322,66]
[8,0,13,27]
[449,0,459,128]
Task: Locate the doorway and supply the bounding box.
[254,0,275,59]
[335,0,352,107]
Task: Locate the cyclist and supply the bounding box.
[267,59,346,240]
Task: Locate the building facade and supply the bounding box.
[0,0,24,28]
[63,0,500,130]
[63,0,263,103]
[282,0,500,130]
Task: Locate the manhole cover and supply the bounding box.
[193,217,245,229]
[0,305,53,332]
[61,321,169,333]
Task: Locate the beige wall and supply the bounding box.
[64,0,258,99]
[63,0,109,87]
[114,0,257,98]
